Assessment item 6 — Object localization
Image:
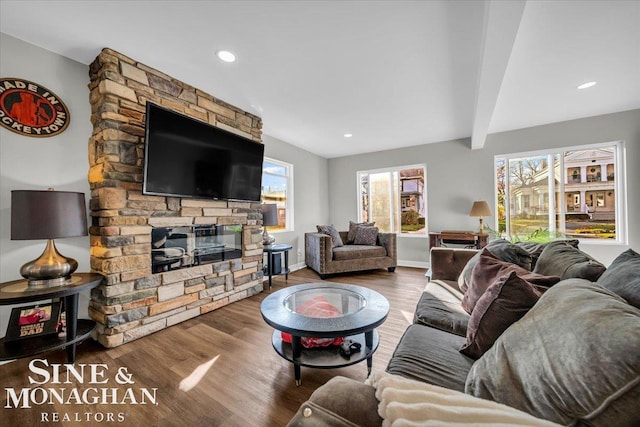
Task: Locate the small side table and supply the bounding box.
[264,244,293,289]
[0,273,103,363]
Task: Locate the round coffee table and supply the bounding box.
[260,282,389,385]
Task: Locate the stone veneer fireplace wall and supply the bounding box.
[87,48,264,348]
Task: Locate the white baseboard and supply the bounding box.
[288,262,429,271]
[261,262,307,282]
[289,262,306,272]
[397,260,429,269]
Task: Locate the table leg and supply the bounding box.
[292,336,302,386]
[284,250,289,282]
[365,330,374,375]
[64,293,79,364]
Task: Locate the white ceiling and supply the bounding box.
[1,1,638,158]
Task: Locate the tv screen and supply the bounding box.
[143,103,264,201]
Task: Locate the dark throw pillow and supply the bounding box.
[353,225,379,246]
[316,224,344,248]
[466,279,640,426]
[347,220,375,243]
[597,248,640,309]
[533,240,606,281]
[458,239,533,293]
[460,271,542,359]
[462,249,560,314]
[515,239,579,269]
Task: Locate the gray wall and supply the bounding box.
[329,109,640,267]
[0,33,330,338]
[262,134,330,268]
[0,33,93,335]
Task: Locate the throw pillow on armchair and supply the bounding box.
[347,220,375,243]
[317,224,344,248]
[353,225,379,245]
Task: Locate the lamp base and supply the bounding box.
[26,276,69,289]
[20,239,77,288]
[262,229,275,246]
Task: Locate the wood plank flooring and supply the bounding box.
[0,267,429,426]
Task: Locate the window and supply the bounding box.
[495,141,626,242]
[261,157,293,232]
[357,164,427,235]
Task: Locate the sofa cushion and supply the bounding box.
[460,271,542,359]
[597,248,640,309]
[386,324,474,392]
[316,224,343,248]
[332,244,387,261]
[459,239,533,292]
[465,279,640,426]
[353,225,379,245]
[461,249,560,314]
[287,376,382,427]
[533,240,606,280]
[414,280,469,337]
[347,220,375,243]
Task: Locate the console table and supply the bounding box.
[429,231,488,249]
[0,272,103,363]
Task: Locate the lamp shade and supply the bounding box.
[469,200,492,217]
[11,190,88,240]
[261,203,279,227]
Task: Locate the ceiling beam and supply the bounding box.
[471,0,527,150]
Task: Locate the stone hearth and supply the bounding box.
[87,48,264,347]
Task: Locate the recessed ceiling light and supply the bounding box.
[216,50,236,63]
[577,81,596,90]
[344,133,353,138]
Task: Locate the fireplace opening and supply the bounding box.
[151,224,242,273]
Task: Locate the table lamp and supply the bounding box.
[261,203,278,245]
[469,200,492,234]
[11,189,88,288]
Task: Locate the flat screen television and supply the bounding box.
[143,103,264,201]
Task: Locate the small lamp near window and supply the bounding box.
[469,200,492,234]
[261,204,278,245]
[11,189,88,288]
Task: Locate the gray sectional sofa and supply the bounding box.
[288,243,640,426]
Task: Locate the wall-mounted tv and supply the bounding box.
[143,103,264,201]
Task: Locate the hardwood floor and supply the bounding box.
[0,267,429,426]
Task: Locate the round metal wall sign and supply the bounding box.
[0,77,70,137]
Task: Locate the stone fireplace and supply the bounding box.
[87,48,264,347]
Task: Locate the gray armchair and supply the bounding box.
[305,231,397,279]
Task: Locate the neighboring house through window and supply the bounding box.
[357,164,427,235]
[495,141,626,243]
[262,157,293,232]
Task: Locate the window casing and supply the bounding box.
[495,141,626,243]
[262,157,294,232]
[357,164,427,236]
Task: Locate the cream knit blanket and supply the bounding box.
[365,371,560,427]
